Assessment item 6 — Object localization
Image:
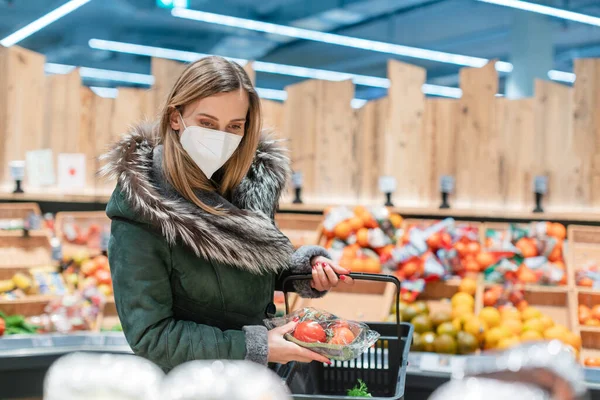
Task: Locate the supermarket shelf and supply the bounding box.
[5,188,600,225]
[0,332,131,399]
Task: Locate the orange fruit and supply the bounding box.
[426,233,442,250]
[364,258,382,273]
[547,240,563,262]
[592,305,600,321]
[466,242,481,255]
[586,318,600,326]
[464,259,481,273]
[585,357,600,367]
[452,292,475,309]
[579,305,592,324]
[402,259,422,279]
[516,238,538,258]
[334,222,352,240]
[579,277,594,287]
[361,214,378,229]
[483,290,499,307]
[454,242,468,258]
[339,257,352,270]
[351,258,366,272]
[389,214,403,229]
[323,229,335,239]
[517,265,538,284]
[354,206,368,216]
[564,331,582,350]
[549,223,567,240]
[356,228,369,248]
[476,252,495,269]
[324,239,334,248]
[348,217,364,232]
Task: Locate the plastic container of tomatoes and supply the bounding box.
[265,307,380,362]
[273,273,413,400]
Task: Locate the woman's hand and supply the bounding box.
[267,320,331,364]
[310,256,354,292]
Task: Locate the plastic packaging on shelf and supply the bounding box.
[44,352,164,400]
[31,287,106,333]
[161,360,291,400]
[264,307,380,361]
[429,341,587,400]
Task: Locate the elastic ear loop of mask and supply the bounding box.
[178,112,187,131]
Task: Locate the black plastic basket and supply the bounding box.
[277,273,413,400]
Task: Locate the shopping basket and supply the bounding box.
[277,273,413,400]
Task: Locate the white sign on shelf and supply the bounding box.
[419,353,465,374]
[378,176,397,193]
[439,175,455,193]
[8,160,25,180]
[533,175,548,194]
[26,149,55,187]
[58,153,86,191]
[291,171,304,188]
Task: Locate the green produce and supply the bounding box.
[347,380,372,397]
[0,311,39,335]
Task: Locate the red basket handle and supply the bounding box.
[280,272,402,342]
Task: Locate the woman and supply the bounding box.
[102,56,352,371]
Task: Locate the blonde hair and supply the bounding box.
[158,56,261,214]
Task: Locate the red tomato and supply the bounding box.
[329,327,356,345]
[94,269,112,286]
[294,321,326,343]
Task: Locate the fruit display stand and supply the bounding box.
[0,234,59,320]
[54,211,110,258]
[568,225,600,367]
[0,202,43,235]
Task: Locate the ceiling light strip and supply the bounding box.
[1,0,92,47]
[170,7,513,72]
[477,0,600,27]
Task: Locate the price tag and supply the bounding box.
[378,176,397,193]
[439,175,455,193]
[419,353,453,373]
[533,176,548,194]
[32,336,53,348]
[291,171,303,188]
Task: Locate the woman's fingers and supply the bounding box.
[323,265,339,287]
[327,261,350,276]
[311,268,324,291]
[340,275,354,285]
[275,320,298,334]
[294,346,331,364]
[315,263,329,289]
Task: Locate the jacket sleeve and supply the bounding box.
[108,219,268,370]
[275,245,332,299]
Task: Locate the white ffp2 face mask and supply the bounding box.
[178,114,243,179]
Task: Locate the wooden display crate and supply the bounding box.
[291,278,396,323]
[568,225,600,289]
[275,213,322,248]
[0,234,54,279]
[0,294,56,316]
[0,202,44,236]
[55,211,110,258]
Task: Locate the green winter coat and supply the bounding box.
[103,124,329,371]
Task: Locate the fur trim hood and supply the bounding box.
[100,123,295,275]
